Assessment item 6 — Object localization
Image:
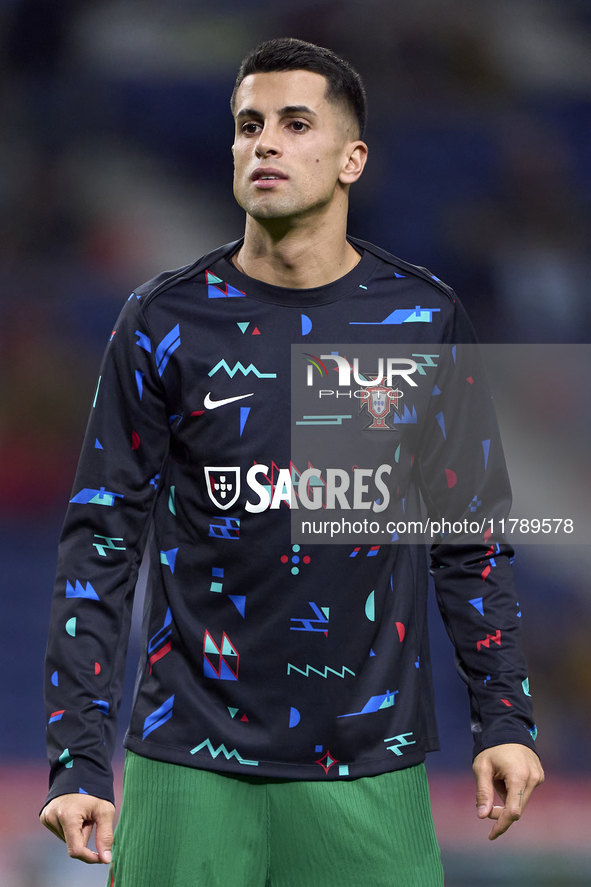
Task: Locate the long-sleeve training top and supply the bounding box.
[44,237,537,806]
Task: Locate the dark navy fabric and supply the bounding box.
[44,239,537,806]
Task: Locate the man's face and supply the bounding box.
[232,69,363,222]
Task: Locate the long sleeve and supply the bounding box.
[43,294,170,806]
[42,240,539,798]
[416,302,537,759]
[430,541,536,758]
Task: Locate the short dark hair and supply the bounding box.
[231,37,367,139]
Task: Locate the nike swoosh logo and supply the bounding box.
[204,392,254,409]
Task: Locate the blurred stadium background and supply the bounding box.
[1,1,590,884]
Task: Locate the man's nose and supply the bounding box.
[255,126,281,158]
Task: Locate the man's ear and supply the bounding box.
[339,141,368,185]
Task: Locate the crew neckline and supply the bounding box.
[217,238,379,307]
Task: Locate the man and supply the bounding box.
[41,38,543,886]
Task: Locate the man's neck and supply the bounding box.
[232,214,361,289]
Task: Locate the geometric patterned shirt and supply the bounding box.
[44,237,537,807]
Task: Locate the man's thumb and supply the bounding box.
[474,769,494,818]
[95,807,115,864]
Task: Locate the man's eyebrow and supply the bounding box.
[278,105,317,116]
[236,108,263,120]
[235,105,318,119]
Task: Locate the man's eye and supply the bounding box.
[290,121,308,132]
[242,122,261,134]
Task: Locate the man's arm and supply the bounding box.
[42,293,170,825]
[415,314,541,835]
[430,539,541,839]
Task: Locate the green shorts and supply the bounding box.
[110,751,443,887]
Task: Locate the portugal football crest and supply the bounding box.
[204,467,240,510]
[358,383,403,430]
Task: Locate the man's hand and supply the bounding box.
[473,743,544,840]
[40,794,115,864]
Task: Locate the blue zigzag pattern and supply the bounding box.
[287,664,355,678]
[208,359,276,379]
[190,738,258,766]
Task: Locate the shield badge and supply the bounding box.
[204,467,240,510]
[358,383,403,430]
[370,389,388,416]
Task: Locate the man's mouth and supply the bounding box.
[251,168,288,182]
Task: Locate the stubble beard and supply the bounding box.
[235,179,336,226]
